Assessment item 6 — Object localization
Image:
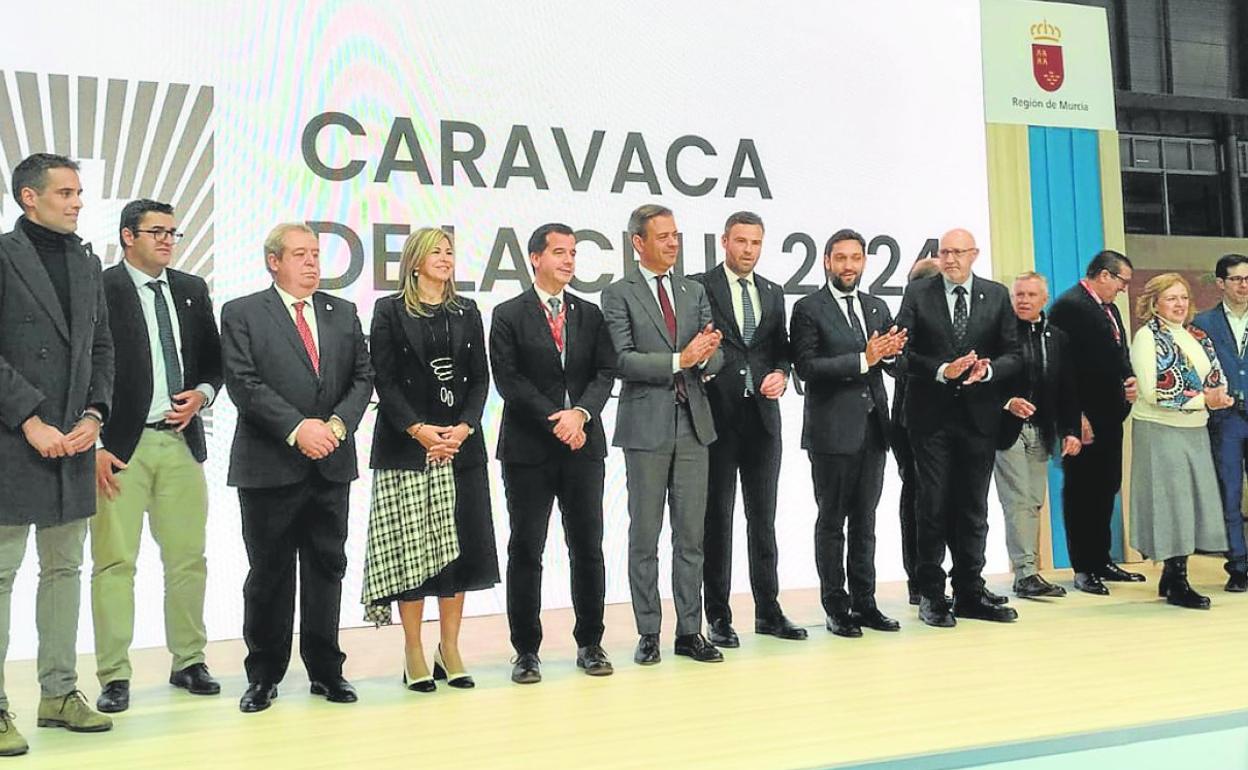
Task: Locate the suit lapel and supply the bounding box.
[7,227,69,341]
[708,266,744,346]
[563,291,581,363]
[168,272,195,362]
[112,269,155,385]
[67,244,93,353]
[857,291,885,336]
[313,293,336,382]
[928,277,958,346]
[263,287,316,377]
[817,289,855,343]
[527,289,564,365]
[628,271,672,347]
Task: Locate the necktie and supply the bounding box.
[545,296,565,353]
[843,294,866,345]
[952,286,968,343]
[739,277,756,394]
[146,281,183,398]
[293,300,320,374]
[1239,317,1248,357]
[655,275,687,403]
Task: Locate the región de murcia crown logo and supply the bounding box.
[1031,20,1064,93]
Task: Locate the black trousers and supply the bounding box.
[1061,420,1123,573]
[810,419,886,615]
[911,420,996,599]
[890,422,919,593]
[238,474,348,684]
[703,399,782,625]
[503,454,606,654]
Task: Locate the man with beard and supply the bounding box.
[791,228,907,637]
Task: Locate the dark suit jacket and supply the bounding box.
[1191,305,1245,429]
[369,294,490,471]
[1048,283,1133,432]
[895,273,1021,437]
[601,268,724,449]
[489,288,614,465]
[221,287,373,488]
[0,220,113,525]
[100,264,222,463]
[689,265,788,436]
[791,287,893,454]
[995,315,1080,452]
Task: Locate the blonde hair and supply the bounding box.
[263,222,316,273]
[1135,272,1193,324]
[399,227,464,317]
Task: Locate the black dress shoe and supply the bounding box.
[96,680,129,714]
[1073,572,1110,595]
[755,614,808,640]
[953,594,1019,622]
[674,633,723,662]
[1014,574,1067,598]
[707,618,740,648]
[1096,562,1145,582]
[918,597,956,628]
[169,663,221,695]
[982,587,1009,605]
[825,611,863,638]
[852,607,901,632]
[511,652,541,684]
[634,633,661,665]
[576,645,614,676]
[309,677,358,703]
[239,683,278,713]
[1161,557,1211,609]
[1225,572,1248,593]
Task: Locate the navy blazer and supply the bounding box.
[1193,304,1248,426]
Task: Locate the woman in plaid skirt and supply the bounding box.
[362,227,500,691]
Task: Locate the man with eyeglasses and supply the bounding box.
[90,199,222,713]
[1048,250,1141,595]
[1192,254,1248,592]
[895,228,1021,627]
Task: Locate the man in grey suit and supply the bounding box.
[0,153,116,755]
[601,204,725,665]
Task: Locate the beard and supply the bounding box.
[831,274,861,293]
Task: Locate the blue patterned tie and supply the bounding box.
[739,278,756,394]
[147,281,183,397]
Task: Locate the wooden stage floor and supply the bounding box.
[10,555,1248,769]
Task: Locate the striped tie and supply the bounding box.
[739,277,756,394]
[146,281,183,397]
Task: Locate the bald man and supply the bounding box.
[895,229,1021,627]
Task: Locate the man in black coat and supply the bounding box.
[792,228,908,638]
[490,223,616,684]
[91,199,223,714]
[992,272,1081,599]
[221,222,373,713]
[1047,250,1141,595]
[895,228,1021,627]
[690,211,805,648]
[0,153,115,750]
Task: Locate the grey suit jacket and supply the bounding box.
[0,219,114,526]
[601,268,723,449]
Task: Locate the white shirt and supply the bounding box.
[272,283,330,445]
[825,283,870,374]
[636,263,686,373]
[936,275,992,382]
[1224,302,1248,356]
[725,264,762,336]
[121,259,215,423]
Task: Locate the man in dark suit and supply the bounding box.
[792,228,907,637]
[992,272,1081,599]
[491,223,616,684]
[90,199,223,714]
[0,153,115,752]
[690,211,805,648]
[221,222,373,713]
[895,228,1021,627]
[1048,250,1140,595]
[1189,253,1248,591]
[601,204,725,665]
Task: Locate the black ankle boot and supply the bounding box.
[1162,557,1211,610]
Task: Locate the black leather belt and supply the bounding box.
[144,421,177,431]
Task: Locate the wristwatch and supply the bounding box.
[329,416,347,441]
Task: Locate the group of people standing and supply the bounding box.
[0,151,1244,759]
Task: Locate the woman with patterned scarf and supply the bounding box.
[1128,273,1233,609]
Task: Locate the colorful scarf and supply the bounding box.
[1149,316,1224,409]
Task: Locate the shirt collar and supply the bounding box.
[122,257,168,290]
[1224,301,1248,320]
[637,263,669,285]
[534,284,565,309]
[825,281,858,301]
[942,275,974,295]
[1079,278,1110,305]
[272,283,313,308]
[725,263,754,287]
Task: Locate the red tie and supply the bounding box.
[293,301,320,374]
[655,276,687,403]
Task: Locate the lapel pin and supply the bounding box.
[326,303,333,311]
[185,298,192,306]
[978,293,984,300]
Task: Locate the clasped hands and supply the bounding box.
[548,408,588,450]
[678,323,723,370]
[407,422,471,465]
[942,350,991,384]
[23,413,100,459]
[865,326,908,367]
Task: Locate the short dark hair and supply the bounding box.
[723,210,764,235]
[1084,249,1133,279]
[119,199,175,248]
[627,203,674,241]
[527,222,575,256]
[1215,253,1248,279]
[11,153,79,210]
[824,228,866,257]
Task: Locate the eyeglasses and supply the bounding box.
[1223,275,1248,285]
[937,247,978,258]
[135,228,184,243]
[1107,271,1131,287]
